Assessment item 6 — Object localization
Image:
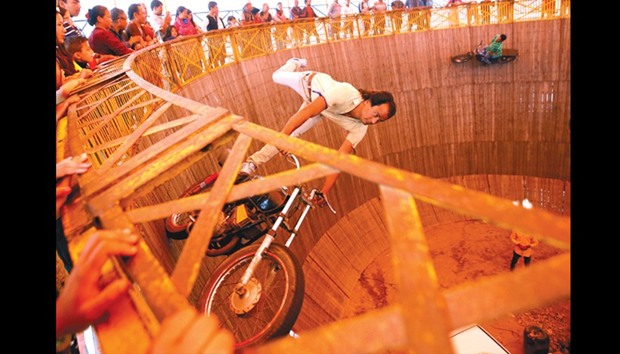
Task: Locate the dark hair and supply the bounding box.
[110,7,126,22]
[228,16,236,22]
[65,35,89,56]
[150,0,163,10]
[128,3,141,20]
[163,25,177,41]
[360,90,397,119]
[175,6,187,17]
[500,34,507,41]
[86,5,108,26]
[208,1,218,10]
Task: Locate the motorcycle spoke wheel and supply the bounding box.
[197,243,304,349]
[451,54,472,63]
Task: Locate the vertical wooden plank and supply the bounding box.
[380,185,454,353]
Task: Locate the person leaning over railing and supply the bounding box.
[127,3,157,48]
[274,2,291,50]
[109,8,143,52]
[371,0,388,35]
[150,0,171,41]
[341,0,357,39]
[57,9,93,89]
[204,1,227,68]
[290,0,305,45]
[391,0,406,33]
[300,0,320,44]
[87,5,133,56]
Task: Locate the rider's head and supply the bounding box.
[499,34,507,42]
[357,90,397,125]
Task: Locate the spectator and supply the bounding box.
[300,0,320,44]
[162,24,179,41]
[371,0,388,35]
[187,9,204,34]
[204,1,226,31]
[327,0,343,40]
[227,16,240,27]
[173,6,199,36]
[290,0,304,45]
[273,2,290,50]
[150,0,171,40]
[391,0,406,33]
[110,8,143,51]
[126,3,157,48]
[58,0,85,38]
[140,3,158,41]
[239,58,397,203]
[359,0,371,35]
[87,5,133,57]
[341,0,357,39]
[241,2,261,25]
[65,36,99,73]
[55,227,235,354]
[204,1,226,68]
[57,9,93,81]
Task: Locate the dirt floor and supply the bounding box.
[342,219,570,354]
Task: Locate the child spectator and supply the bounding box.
[65,35,100,72]
[162,25,178,42]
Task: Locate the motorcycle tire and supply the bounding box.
[164,174,218,240]
[196,243,305,350]
[451,53,473,64]
[499,55,517,63]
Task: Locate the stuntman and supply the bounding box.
[239,58,397,205]
[481,33,507,64]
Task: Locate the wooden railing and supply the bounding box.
[58,1,570,352]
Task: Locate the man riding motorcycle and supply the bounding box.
[481,33,507,64]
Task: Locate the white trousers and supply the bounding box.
[249,59,323,165]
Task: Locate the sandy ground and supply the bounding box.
[342,219,570,354]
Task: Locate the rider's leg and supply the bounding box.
[243,59,320,174]
[272,59,309,99]
[247,101,322,167]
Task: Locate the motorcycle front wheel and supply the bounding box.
[499,55,517,63]
[451,52,473,63]
[196,243,304,349]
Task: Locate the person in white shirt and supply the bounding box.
[149,0,171,42]
[341,0,358,38]
[240,58,397,205]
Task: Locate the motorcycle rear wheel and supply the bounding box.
[164,176,217,240]
[196,243,304,349]
[451,53,473,63]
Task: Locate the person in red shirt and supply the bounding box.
[300,0,320,44]
[87,5,133,56]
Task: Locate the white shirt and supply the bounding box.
[310,72,368,147]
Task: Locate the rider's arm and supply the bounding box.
[280,96,328,135]
[320,139,354,196]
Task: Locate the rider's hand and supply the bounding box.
[313,191,327,208]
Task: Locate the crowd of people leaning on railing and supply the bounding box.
[55,0,569,98]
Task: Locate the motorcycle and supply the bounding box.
[451,40,518,65]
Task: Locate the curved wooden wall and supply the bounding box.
[57,2,570,352]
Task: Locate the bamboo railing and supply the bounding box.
[58,1,570,353]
